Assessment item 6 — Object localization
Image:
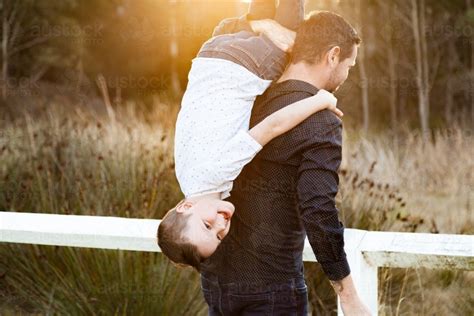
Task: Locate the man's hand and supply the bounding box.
[329,274,372,316]
[249,19,296,52]
[340,296,372,316]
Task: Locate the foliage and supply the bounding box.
[1,0,474,128]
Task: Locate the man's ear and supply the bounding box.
[327,46,341,68]
[175,200,193,213]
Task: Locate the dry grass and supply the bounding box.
[341,128,473,234]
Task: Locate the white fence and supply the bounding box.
[1,211,473,315]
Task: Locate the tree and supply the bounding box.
[354,0,371,134]
[378,1,400,130]
[1,0,47,99]
[467,0,474,125]
[411,0,430,137]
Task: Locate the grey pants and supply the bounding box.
[202,0,305,80]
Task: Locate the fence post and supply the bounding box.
[337,229,378,315]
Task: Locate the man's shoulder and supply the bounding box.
[255,83,342,135]
[303,109,343,131]
[292,110,342,148]
[253,82,315,123]
[251,80,343,152]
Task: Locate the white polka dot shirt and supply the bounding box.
[174,57,272,199]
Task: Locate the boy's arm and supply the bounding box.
[249,90,342,146]
[212,15,253,37]
[249,19,296,52]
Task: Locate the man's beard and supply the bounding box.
[326,70,342,93]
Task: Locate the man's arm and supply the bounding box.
[296,111,370,314]
[296,111,349,281]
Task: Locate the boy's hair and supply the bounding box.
[157,200,203,271]
[291,11,362,65]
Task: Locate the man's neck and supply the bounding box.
[277,62,328,91]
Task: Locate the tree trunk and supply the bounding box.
[445,39,455,124]
[468,0,474,126]
[420,0,430,130]
[355,0,370,134]
[2,3,9,100]
[411,0,430,139]
[385,3,398,131]
[388,43,398,130]
[359,49,370,134]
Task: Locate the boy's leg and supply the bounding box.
[213,0,276,37]
[274,0,305,31]
[247,0,276,21]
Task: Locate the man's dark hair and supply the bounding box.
[291,11,361,65]
[157,200,202,271]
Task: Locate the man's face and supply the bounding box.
[178,198,235,258]
[325,45,358,93]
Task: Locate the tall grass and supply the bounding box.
[1,101,205,315]
[340,128,473,234]
[0,100,472,315]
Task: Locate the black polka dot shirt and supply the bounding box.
[201,79,351,283]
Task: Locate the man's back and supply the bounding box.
[201,79,350,283]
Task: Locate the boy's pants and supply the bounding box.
[197,0,304,81]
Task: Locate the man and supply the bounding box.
[200,11,371,315]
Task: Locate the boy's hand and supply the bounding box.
[316,89,343,118]
[249,19,296,52]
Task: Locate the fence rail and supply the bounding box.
[1,211,473,315]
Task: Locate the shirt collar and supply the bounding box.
[269,79,320,96]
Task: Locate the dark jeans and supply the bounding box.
[199,0,304,81]
[200,272,309,316]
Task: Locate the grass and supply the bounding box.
[0,99,473,315]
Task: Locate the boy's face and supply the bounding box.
[176,198,235,258]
